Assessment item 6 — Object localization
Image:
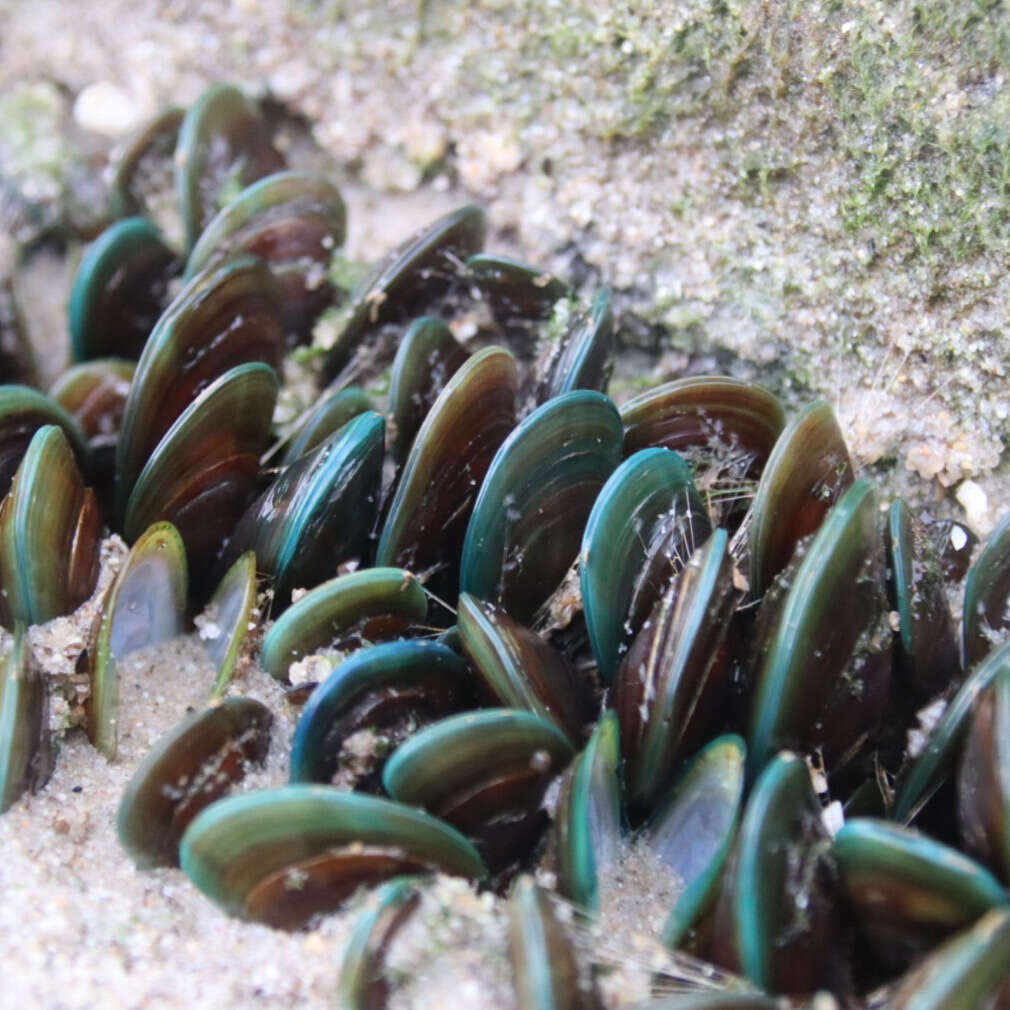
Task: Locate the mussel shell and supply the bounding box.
[280,386,373,464]
[262,568,428,681]
[376,346,518,598]
[646,734,746,951]
[387,316,468,466]
[746,400,854,597]
[616,529,740,812]
[123,362,278,575]
[554,710,621,913]
[531,288,614,406]
[884,906,1010,1010]
[0,425,102,629]
[886,499,960,703]
[114,254,284,520]
[466,253,569,321]
[894,639,1010,823]
[456,593,592,745]
[50,358,134,447]
[507,875,602,1010]
[225,410,385,608]
[382,708,575,806]
[0,622,52,813]
[337,877,424,1010]
[382,709,574,871]
[621,375,783,530]
[958,675,1010,883]
[86,522,188,759]
[185,171,347,343]
[176,82,285,250]
[833,817,1007,967]
[289,639,470,785]
[107,106,184,221]
[321,205,485,383]
[178,786,486,919]
[962,512,1010,668]
[747,479,892,781]
[117,696,273,868]
[0,384,90,500]
[711,751,842,996]
[580,447,708,683]
[204,551,258,698]
[68,217,180,362]
[244,847,429,932]
[459,389,622,624]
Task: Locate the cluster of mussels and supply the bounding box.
[1,81,1010,1010]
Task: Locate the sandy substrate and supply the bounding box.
[0,549,692,1010]
[0,625,525,1010]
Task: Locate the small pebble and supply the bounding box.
[72,81,141,137]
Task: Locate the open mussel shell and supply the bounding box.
[178,786,486,925]
[204,551,258,698]
[0,279,39,388]
[68,217,180,362]
[962,512,1010,668]
[124,362,277,576]
[280,386,372,464]
[466,253,570,321]
[456,593,592,745]
[289,639,470,787]
[747,478,892,781]
[383,708,574,872]
[0,384,91,499]
[115,254,284,519]
[176,82,285,251]
[507,875,603,1010]
[746,400,854,597]
[958,674,1010,883]
[531,287,614,406]
[321,204,486,382]
[0,425,102,630]
[644,734,746,951]
[387,316,468,466]
[617,529,740,812]
[262,568,428,681]
[0,622,52,813]
[86,522,187,759]
[117,696,272,868]
[460,390,622,624]
[554,710,621,913]
[226,410,385,608]
[711,751,842,996]
[884,906,1010,1010]
[185,171,346,344]
[886,500,960,703]
[833,817,1007,969]
[894,639,1010,824]
[581,447,709,684]
[337,876,424,1010]
[107,106,184,221]
[376,346,518,598]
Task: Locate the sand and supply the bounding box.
[0,553,696,1010]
